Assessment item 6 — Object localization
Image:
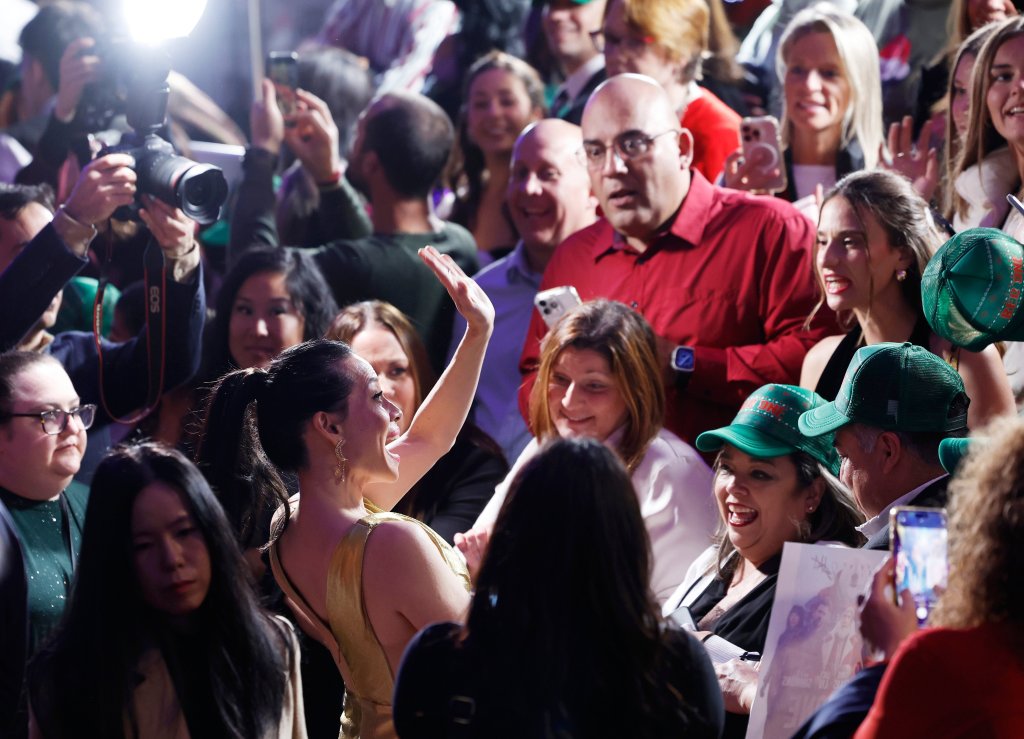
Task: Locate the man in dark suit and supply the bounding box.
[541,0,607,125]
[798,342,968,550]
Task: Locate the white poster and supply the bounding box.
[746,543,886,739]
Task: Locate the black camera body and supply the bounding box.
[86,40,228,224]
[105,133,227,224]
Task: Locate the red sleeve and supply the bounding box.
[854,630,951,739]
[685,208,835,406]
[684,92,742,183]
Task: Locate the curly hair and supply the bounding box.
[932,416,1024,632]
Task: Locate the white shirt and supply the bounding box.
[552,54,605,112]
[856,474,948,539]
[473,427,718,605]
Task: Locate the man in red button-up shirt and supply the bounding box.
[518,74,836,446]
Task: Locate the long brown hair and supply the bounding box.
[806,169,942,331]
[325,301,436,413]
[942,25,998,220]
[951,17,1024,221]
[528,300,664,472]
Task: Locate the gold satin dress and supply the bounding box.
[270,509,471,739]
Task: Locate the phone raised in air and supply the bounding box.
[737,116,787,194]
[266,51,299,118]
[890,506,948,626]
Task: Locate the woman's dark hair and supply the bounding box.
[202,248,339,381]
[711,450,865,579]
[0,351,61,417]
[195,339,354,543]
[463,438,707,736]
[27,442,290,738]
[445,50,544,231]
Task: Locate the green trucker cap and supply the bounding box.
[696,384,840,475]
[798,342,969,437]
[922,227,1024,351]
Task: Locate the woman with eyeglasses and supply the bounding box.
[0,352,96,736]
[598,0,742,182]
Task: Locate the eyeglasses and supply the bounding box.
[3,405,97,435]
[589,29,655,55]
[580,130,681,170]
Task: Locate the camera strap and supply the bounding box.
[91,229,167,424]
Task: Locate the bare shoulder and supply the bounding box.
[800,334,845,389]
[363,517,439,575]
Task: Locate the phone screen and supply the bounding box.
[891,507,948,626]
[266,51,299,117]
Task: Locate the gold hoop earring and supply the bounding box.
[334,438,347,484]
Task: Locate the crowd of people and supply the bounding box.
[3,0,1024,737]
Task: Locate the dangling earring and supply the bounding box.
[334,438,347,484]
[896,269,907,282]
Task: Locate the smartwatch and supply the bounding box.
[670,345,694,389]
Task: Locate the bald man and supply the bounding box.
[452,119,597,462]
[519,75,835,447]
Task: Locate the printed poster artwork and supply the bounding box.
[746,542,886,739]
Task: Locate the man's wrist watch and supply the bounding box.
[670,345,695,390]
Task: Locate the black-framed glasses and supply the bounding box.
[580,130,681,170]
[4,405,97,435]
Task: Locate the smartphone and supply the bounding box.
[890,506,948,626]
[534,286,582,329]
[266,51,299,117]
[738,116,787,194]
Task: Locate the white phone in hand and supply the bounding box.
[534,286,582,329]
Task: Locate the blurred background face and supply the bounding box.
[784,31,851,137]
[713,445,812,566]
[601,0,678,86]
[951,53,977,139]
[467,69,541,156]
[131,482,211,621]
[349,324,416,434]
[507,124,596,253]
[0,361,87,499]
[0,203,61,330]
[546,346,629,442]
[227,270,305,370]
[542,0,607,71]
[967,0,1016,30]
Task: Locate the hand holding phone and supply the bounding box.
[891,506,948,626]
[725,116,787,194]
[266,51,299,119]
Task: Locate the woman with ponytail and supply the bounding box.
[195,246,493,739]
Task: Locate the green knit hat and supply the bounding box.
[696,384,840,475]
[798,343,969,436]
[921,227,1024,350]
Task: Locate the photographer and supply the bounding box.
[4,2,105,188]
[0,152,205,442]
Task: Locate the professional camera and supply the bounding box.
[90,42,227,224]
